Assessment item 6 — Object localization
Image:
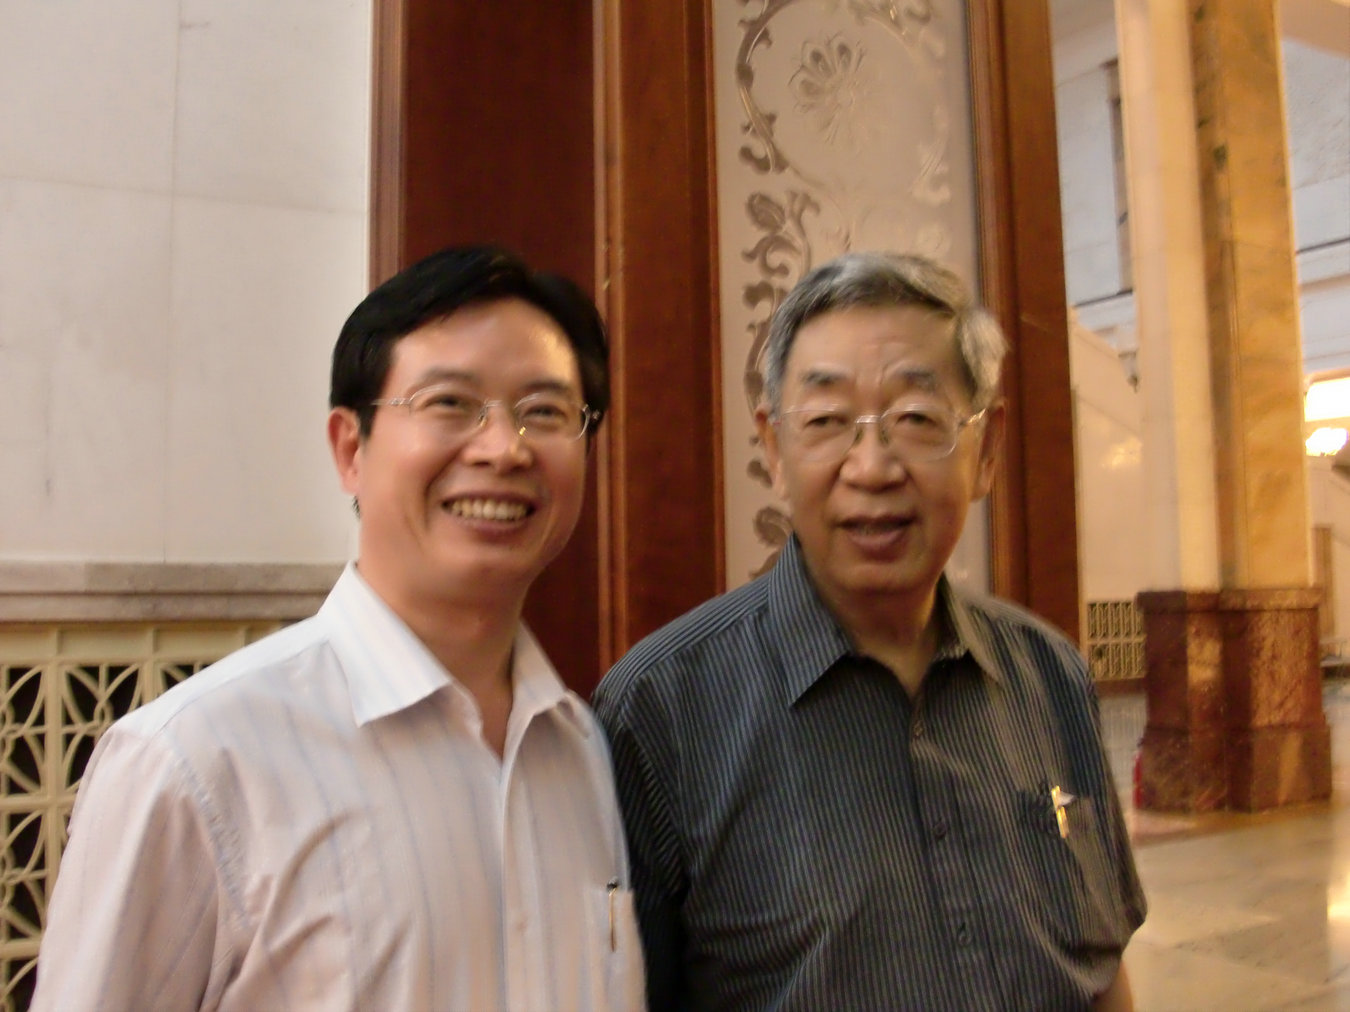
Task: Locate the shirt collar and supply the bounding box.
[934,575,1005,685]
[763,537,1004,705]
[320,564,589,734]
[507,622,593,740]
[763,537,858,706]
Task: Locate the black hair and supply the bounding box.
[330,244,610,437]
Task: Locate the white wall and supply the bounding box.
[1285,40,1350,252]
[1052,14,1129,307]
[1052,10,1350,371]
[1308,457,1350,648]
[0,0,371,564]
[1069,316,1147,601]
[1285,38,1350,375]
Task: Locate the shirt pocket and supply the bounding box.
[588,884,646,1011]
[1017,789,1127,951]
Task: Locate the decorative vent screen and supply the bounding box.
[0,624,275,1010]
[1085,600,1145,683]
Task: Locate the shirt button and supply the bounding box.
[912,718,926,739]
[931,819,949,840]
[956,923,972,946]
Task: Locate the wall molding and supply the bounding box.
[0,562,343,623]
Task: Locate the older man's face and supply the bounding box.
[757,304,1002,625]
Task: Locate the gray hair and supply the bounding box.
[761,251,1007,413]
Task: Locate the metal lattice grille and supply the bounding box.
[1085,600,1145,683]
[0,624,276,1011]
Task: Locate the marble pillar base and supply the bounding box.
[1136,587,1331,812]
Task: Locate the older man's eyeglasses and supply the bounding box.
[775,404,986,463]
[370,384,599,442]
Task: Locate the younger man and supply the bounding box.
[35,245,644,1011]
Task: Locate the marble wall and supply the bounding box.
[1053,14,1129,306]
[1308,456,1350,646]
[1070,315,1147,601]
[1052,14,1350,373]
[0,0,371,565]
[1286,39,1350,375]
[1285,39,1350,254]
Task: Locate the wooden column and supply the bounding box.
[971,0,1083,641]
[370,0,720,696]
[596,0,723,664]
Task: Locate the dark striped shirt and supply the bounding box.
[594,536,1146,1011]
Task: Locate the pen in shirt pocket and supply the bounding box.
[607,879,618,951]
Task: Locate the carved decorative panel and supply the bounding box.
[712,0,981,583]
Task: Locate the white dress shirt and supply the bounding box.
[33,564,645,1012]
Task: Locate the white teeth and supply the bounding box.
[449,498,529,521]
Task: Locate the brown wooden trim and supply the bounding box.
[968,0,1026,607]
[597,0,722,668]
[369,0,405,287]
[968,0,1081,642]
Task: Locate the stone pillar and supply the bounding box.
[1114,0,1222,594]
[1121,0,1331,811]
[1219,589,1329,809]
[1137,589,1330,811]
[1135,591,1225,811]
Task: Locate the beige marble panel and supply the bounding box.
[174,0,371,212]
[1209,238,1312,585]
[0,178,174,560]
[0,0,178,190]
[165,197,365,563]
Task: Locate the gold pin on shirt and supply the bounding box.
[1051,785,1075,839]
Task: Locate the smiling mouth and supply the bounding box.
[841,517,911,535]
[447,498,533,522]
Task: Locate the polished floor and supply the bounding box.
[1101,679,1350,1011]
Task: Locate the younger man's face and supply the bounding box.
[329,298,590,613]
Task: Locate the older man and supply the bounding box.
[35,245,644,1011]
[595,251,1144,1011]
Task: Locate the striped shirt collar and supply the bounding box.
[320,563,587,733]
[766,536,1004,705]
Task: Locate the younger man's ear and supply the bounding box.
[327,408,364,498]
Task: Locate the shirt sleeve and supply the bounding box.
[593,679,687,1012]
[32,724,224,1011]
